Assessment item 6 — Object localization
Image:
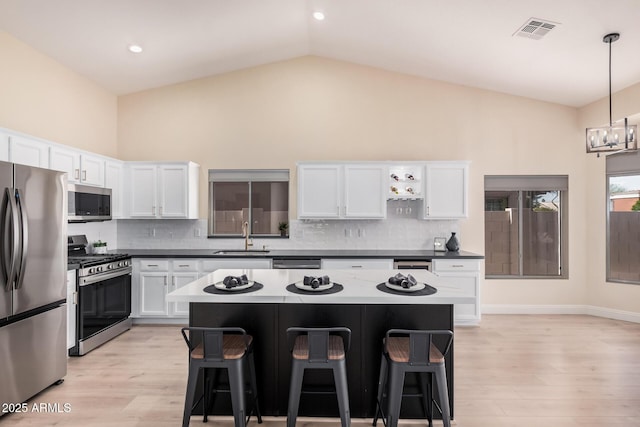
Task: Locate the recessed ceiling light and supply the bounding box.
[128,44,143,54]
[313,11,325,21]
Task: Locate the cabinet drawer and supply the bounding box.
[139,259,169,271]
[437,275,477,296]
[432,259,480,272]
[171,259,199,271]
[201,259,272,273]
[321,258,393,270]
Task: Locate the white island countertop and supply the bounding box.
[166,269,475,305]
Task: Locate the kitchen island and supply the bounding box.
[167,269,472,420]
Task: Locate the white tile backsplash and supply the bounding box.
[116,204,459,251]
[68,221,118,251]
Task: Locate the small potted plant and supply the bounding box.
[92,240,108,254]
[278,222,289,237]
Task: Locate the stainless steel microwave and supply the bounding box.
[68,184,112,222]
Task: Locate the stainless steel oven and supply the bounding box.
[68,235,131,356]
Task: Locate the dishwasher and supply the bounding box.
[393,259,432,271]
[272,258,322,269]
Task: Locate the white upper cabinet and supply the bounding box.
[343,165,387,218]
[8,134,49,168]
[297,163,387,219]
[105,160,124,218]
[0,131,9,162]
[126,162,199,219]
[423,161,469,219]
[297,164,341,218]
[128,164,157,217]
[49,146,105,186]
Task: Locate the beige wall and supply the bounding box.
[0,32,117,156]
[119,56,591,308]
[579,83,640,314]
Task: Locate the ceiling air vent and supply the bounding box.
[513,18,559,40]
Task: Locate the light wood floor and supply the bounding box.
[3,315,640,426]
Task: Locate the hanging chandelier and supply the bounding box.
[586,32,637,154]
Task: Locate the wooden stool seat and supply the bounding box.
[191,335,253,360]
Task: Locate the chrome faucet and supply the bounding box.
[242,221,253,251]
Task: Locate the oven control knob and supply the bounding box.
[96,266,103,272]
[107,264,112,270]
[117,262,123,267]
[88,268,95,274]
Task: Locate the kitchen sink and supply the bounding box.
[213,250,271,255]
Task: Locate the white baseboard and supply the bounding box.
[482,304,640,323]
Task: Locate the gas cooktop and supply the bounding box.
[68,253,130,268]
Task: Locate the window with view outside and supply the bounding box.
[608,174,640,283]
[208,170,289,237]
[484,175,566,278]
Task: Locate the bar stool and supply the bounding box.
[181,327,262,427]
[286,327,352,427]
[373,329,453,427]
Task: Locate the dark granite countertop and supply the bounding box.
[119,248,483,260]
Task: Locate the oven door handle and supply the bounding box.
[79,266,132,286]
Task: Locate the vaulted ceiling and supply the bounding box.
[1,0,639,107]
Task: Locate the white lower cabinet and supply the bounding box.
[432,259,481,325]
[133,259,200,320]
[321,258,394,270]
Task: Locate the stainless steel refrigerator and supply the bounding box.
[0,160,67,409]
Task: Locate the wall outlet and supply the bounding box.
[194,228,201,237]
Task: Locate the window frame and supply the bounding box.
[605,150,640,285]
[484,175,569,280]
[207,169,290,238]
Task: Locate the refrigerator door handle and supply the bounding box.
[2,188,20,290]
[15,189,29,290]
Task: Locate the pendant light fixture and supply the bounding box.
[586,32,637,154]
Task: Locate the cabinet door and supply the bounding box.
[105,161,123,218]
[297,164,341,219]
[0,131,8,162]
[344,165,386,218]
[9,135,49,168]
[50,146,81,183]
[139,272,169,316]
[424,162,468,219]
[129,165,157,217]
[158,164,188,218]
[171,272,199,316]
[80,154,105,187]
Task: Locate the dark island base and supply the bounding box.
[189,302,454,419]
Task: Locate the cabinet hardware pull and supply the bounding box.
[148,264,158,267]
[173,277,176,286]
[152,206,156,215]
[337,206,340,215]
[452,265,463,268]
[179,264,189,267]
[82,170,87,181]
[74,169,80,180]
[352,265,363,268]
